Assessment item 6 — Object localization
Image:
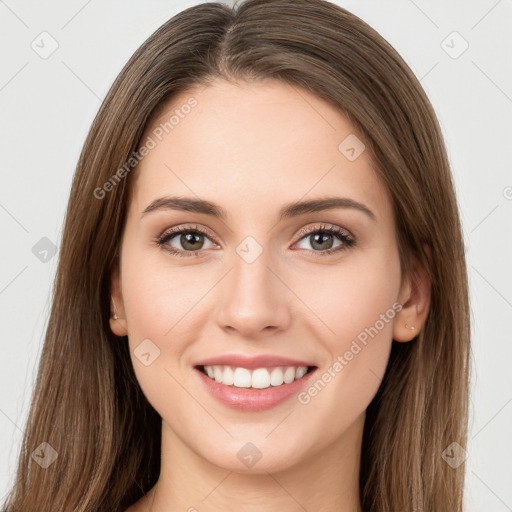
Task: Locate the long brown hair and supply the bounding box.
[3,0,471,510]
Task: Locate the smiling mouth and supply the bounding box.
[195,364,317,389]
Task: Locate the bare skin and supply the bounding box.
[112,78,431,512]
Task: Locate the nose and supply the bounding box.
[216,251,292,338]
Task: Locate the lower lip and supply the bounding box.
[194,367,317,412]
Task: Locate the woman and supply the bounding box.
[3,0,471,510]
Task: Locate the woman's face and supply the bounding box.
[111,78,417,473]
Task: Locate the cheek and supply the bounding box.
[118,244,193,388]
[119,243,232,408]
[299,246,401,351]
[293,249,401,436]
[335,271,397,351]
[120,236,208,337]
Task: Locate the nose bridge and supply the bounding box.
[232,247,274,300]
[216,243,291,336]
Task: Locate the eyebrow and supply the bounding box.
[141,195,376,222]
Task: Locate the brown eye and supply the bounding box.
[308,232,336,250]
[156,225,218,257]
[177,232,206,251]
[294,224,355,256]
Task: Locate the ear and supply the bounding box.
[109,263,128,337]
[393,246,432,342]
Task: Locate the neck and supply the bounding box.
[144,413,365,512]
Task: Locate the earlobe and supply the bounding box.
[111,296,119,320]
[109,264,128,337]
[393,250,432,343]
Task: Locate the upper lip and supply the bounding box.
[194,354,317,370]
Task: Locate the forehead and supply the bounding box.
[129,79,392,224]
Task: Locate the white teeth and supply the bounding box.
[296,366,307,379]
[213,366,223,383]
[270,367,284,386]
[233,367,252,387]
[251,368,270,389]
[202,365,310,389]
[283,367,295,384]
[223,366,234,385]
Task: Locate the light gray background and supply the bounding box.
[1,1,511,510]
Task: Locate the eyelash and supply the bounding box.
[154,223,356,258]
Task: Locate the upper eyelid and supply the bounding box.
[298,223,352,238]
[159,224,217,242]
